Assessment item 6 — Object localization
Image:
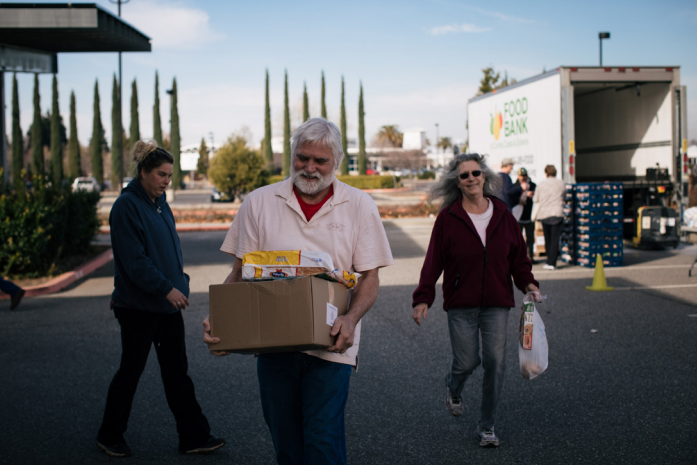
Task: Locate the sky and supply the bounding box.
[5,0,697,151]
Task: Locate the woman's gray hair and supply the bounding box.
[429,153,503,211]
[291,117,344,169]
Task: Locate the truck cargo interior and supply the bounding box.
[574,81,672,183]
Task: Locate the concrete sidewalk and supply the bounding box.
[0,248,114,300]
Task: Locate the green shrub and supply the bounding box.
[0,180,100,277]
[262,174,401,189]
[337,175,401,189]
[417,171,436,180]
[64,190,101,257]
[208,136,269,196]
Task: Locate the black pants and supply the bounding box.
[519,221,534,260]
[98,307,210,449]
[542,222,562,266]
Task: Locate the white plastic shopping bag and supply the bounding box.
[518,292,549,380]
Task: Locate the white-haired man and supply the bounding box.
[203,117,394,465]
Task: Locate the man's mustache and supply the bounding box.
[297,171,321,179]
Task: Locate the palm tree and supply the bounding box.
[437,137,453,151]
[376,125,403,148]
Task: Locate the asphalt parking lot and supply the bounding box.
[1,220,695,464]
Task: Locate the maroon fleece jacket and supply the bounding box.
[412,195,539,310]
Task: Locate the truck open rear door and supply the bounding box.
[561,85,576,184]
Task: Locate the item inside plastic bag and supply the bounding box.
[241,250,361,289]
[518,292,549,380]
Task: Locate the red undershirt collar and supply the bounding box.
[293,184,334,221]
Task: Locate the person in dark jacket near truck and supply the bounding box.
[412,153,541,448]
[97,140,225,458]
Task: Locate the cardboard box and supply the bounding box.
[533,230,546,255]
[208,276,348,354]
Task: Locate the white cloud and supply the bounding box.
[428,23,491,35]
[123,0,224,50]
[467,6,538,24]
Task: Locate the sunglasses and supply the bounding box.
[459,170,482,180]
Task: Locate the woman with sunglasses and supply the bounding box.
[411,153,541,448]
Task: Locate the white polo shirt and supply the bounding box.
[220,177,394,366]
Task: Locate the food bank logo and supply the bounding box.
[490,98,529,140]
[490,110,503,140]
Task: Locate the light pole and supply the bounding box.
[108,0,131,194]
[599,32,610,66]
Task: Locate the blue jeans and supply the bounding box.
[0,277,21,296]
[446,306,510,429]
[257,352,352,465]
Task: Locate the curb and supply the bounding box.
[99,224,232,234]
[0,248,114,300]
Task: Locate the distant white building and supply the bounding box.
[402,128,427,150]
[179,143,221,172]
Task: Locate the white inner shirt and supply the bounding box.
[467,198,493,246]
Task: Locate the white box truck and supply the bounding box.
[468,66,688,247]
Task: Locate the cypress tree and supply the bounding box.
[340,77,348,175]
[153,71,163,146]
[11,74,24,194]
[321,71,327,119]
[67,91,80,181]
[50,74,62,187]
[91,80,104,185]
[130,79,140,148]
[358,82,367,175]
[171,78,181,189]
[282,70,291,177]
[303,81,309,122]
[111,74,122,190]
[197,137,209,176]
[264,69,273,166]
[31,74,44,177]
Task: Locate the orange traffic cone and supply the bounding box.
[585,254,613,291]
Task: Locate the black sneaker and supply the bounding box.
[97,439,132,457]
[10,289,25,310]
[179,435,226,454]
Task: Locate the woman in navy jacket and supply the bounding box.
[97,140,224,457]
[412,153,540,448]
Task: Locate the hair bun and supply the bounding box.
[133,139,158,163]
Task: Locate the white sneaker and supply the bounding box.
[475,425,499,447]
[445,382,463,417]
[542,264,556,270]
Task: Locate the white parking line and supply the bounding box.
[536,264,690,274]
[613,284,697,291]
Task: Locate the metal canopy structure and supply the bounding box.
[0,2,151,185]
[0,3,151,55]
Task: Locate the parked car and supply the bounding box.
[211,187,234,202]
[71,177,100,193]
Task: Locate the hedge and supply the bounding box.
[0,181,100,277]
[265,175,401,189]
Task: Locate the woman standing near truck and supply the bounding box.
[532,165,566,270]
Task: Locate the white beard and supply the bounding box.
[291,168,334,195]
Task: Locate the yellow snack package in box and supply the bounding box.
[241,251,360,288]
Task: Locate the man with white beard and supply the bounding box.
[203,117,394,465]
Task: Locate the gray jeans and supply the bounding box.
[446,306,510,429]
